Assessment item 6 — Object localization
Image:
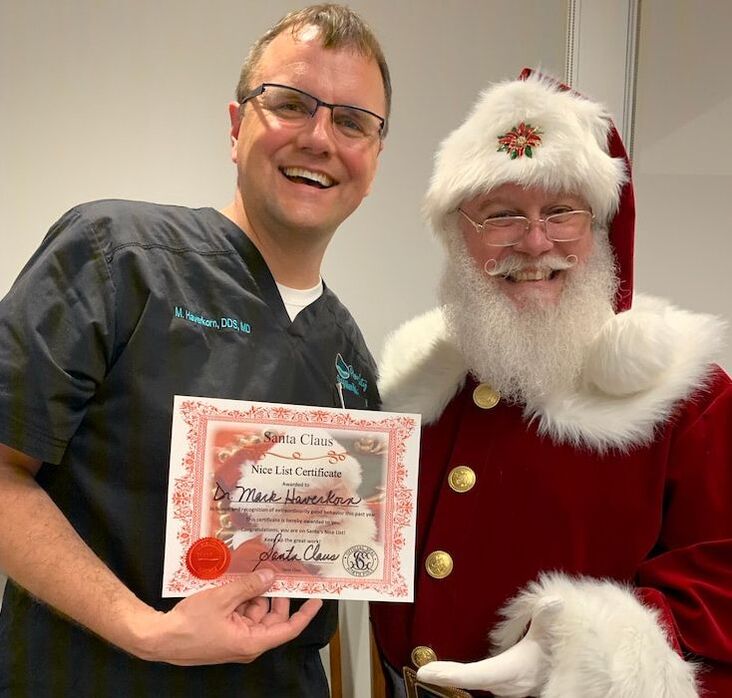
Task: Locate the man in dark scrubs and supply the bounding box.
[0,4,388,696]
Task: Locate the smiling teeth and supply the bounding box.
[283,167,334,188]
[510,269,552,282]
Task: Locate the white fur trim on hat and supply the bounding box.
[490,572,698,697]
[425,74,628,239]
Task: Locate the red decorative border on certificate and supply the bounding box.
[167,399,417,598]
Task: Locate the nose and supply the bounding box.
[512,219,554,257]
[295,105,336,154]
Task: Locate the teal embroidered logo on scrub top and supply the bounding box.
[335,353,368,397]
[174,306,252,333]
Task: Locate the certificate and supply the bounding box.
[162,395,421,601]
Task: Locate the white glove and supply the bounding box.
[416,597,563,697]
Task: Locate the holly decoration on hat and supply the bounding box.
[497,122,543,159]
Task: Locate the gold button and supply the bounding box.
[448,466,476,493]
[425,550,453,579]
[473,383,500,409]
[411,645,437,667]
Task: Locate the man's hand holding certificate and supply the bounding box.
[163,396,420,601]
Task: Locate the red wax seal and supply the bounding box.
[186,537,231,580]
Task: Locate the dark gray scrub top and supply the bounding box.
[0,200,380,697]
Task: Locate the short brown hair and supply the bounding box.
[235,4,391,136]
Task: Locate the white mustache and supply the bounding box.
[484,254,578,277]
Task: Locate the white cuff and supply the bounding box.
[491,572,699,698]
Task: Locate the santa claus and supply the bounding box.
[369,71,732,697]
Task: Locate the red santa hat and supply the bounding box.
[425,68,636,311]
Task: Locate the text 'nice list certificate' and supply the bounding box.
[162,396,421,602]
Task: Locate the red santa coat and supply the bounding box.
[370,296,732,696]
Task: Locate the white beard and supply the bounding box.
[439,233,618,407]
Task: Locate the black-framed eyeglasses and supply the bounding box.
[457,208,594,247]
[240,83,385,141]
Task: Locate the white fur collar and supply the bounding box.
[378,295,726,453]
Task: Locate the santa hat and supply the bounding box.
[425,68,636,311]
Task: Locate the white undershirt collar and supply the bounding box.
[275,279,324,321]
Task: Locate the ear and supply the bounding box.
[228,101,242,162]
[228,101,242,137]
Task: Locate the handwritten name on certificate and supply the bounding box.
[162,396,421,602]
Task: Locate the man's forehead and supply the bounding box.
[255,30,374,82]
[255,30,320,71]
[257,26,369,67]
